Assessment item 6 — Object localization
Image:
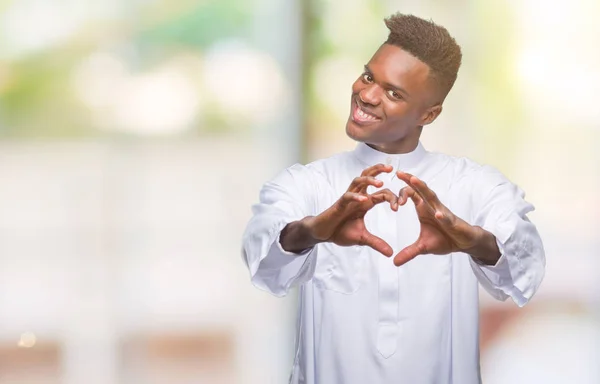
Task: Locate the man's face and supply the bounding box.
[346,43,441,152]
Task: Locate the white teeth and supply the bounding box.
[357,107,377,120]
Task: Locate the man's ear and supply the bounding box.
[420,104,443,126]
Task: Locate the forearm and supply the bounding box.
[279,216,324,254]
[466,226,501,266]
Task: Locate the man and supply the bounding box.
[242,13,545,384]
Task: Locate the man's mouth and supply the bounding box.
[351,100,381,124]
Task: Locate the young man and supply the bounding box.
[242,13,545,384]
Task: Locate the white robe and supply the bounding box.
[242,142,545,384]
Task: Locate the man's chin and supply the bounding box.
[345,120,368,143]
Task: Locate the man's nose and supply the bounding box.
[359,84,381,106]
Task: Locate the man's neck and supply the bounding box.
[366,139,420,154]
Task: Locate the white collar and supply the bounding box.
[353,141,427,170]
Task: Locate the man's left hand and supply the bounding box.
[393,171,494,266]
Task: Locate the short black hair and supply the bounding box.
[384,13,462,100]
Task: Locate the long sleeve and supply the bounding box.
[468,165,546,307]
[242,164,327,297]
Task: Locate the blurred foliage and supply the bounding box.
[0,47,90,138]
[138,0,251,50]
[0,0,253,138]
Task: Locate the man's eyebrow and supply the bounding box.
[363,64,411,98]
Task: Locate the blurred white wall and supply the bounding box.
[0,138,300,383]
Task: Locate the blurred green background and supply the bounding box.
[0,0,598,383]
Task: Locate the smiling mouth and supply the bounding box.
[351,100,381,124]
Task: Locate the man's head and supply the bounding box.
[346,13,462,153]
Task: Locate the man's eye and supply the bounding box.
[362,73,373,83]
[387,90,401,99]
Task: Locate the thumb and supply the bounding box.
[360,231,393,257]
[393,242,426,266]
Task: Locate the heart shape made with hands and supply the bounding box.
[331,164,482,267]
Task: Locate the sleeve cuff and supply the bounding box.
[259,230,313,270]
[248,223,319,297]
[470,223,530,307]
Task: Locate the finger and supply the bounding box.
[370,188,399,211]
[395,170,414,185]
[398,186,422,206]
[361,163,393,178]
[348,176,383,193]
[337,191,368,208]
[393,242,426,266]
[360,231,393,257]
[396,171,425,204]
[397,171,443,209]
[405,176,443,209]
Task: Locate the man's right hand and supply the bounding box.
[280,164,397,256]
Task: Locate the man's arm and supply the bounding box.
[463,226,501,265]
[467,166,546,307]
[279,217,320,254]
[241,164,320,297]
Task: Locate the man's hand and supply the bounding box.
[280,164,397,256]
[393,171,498,266]
[305,164,398,256]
